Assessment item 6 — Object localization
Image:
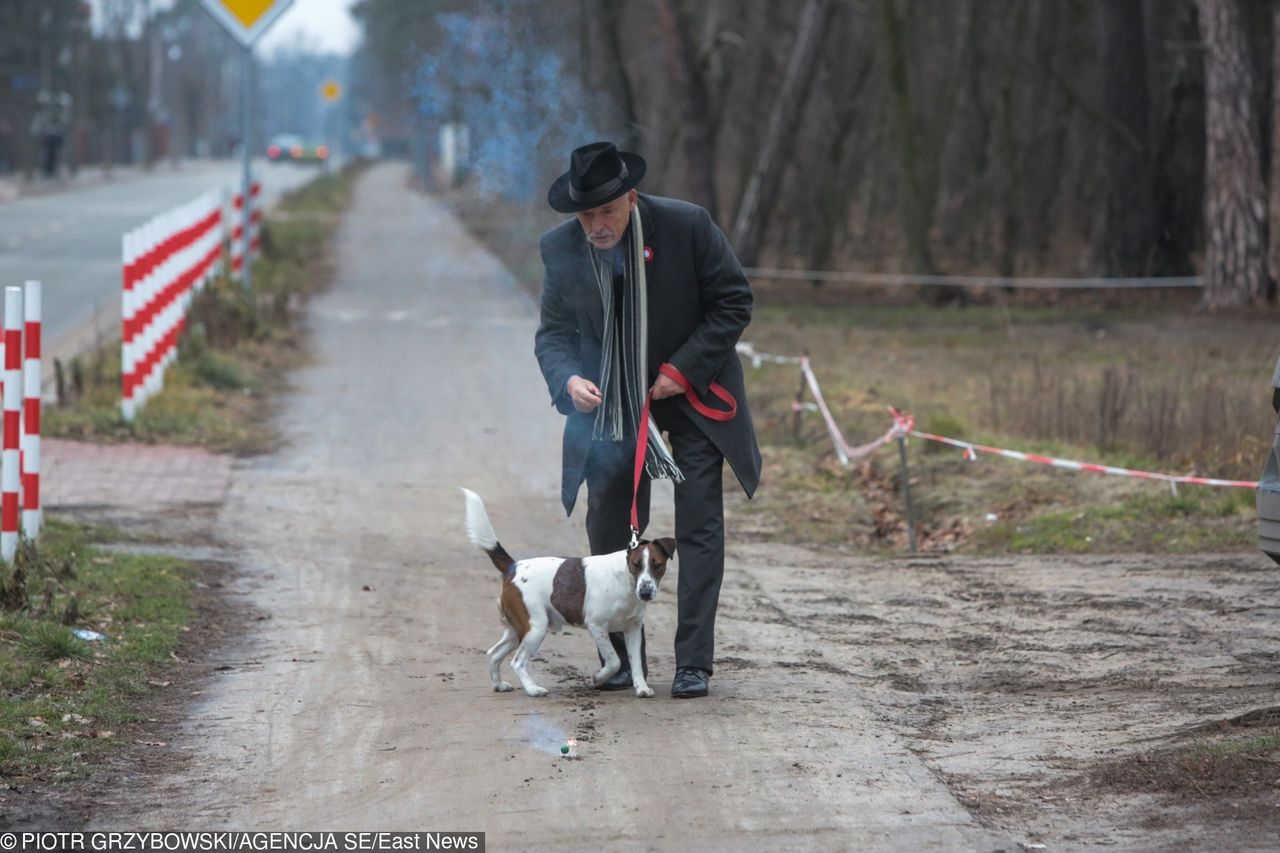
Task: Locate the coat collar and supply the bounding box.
[636,194,656,252]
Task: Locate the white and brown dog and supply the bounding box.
[461,488,674,698]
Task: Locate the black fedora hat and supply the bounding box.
[547,141,646,213]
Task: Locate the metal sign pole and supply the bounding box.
[240,42,253,291]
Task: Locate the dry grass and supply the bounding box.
[984,336,1270,480]
[738,300,1269,553]
[744,299,1274,475]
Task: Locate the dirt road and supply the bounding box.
[92,163,1279,850]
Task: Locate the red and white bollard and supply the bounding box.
[229,178,262,280]
[2,286,21,561]
[249,180,262,254]
[22,280,40,539]
[229,193,244,276]
[121,227,141,422]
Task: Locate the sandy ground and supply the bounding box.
[81,163,1280,850]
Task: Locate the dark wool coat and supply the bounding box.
[534,193,762,516]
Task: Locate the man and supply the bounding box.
[534,141,761,698]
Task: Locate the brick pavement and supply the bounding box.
[41,438,232,507]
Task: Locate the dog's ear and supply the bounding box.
[653,537,677,560]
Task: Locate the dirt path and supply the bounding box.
[91,163,1280,850]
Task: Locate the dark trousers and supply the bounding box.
[584,402,725,676]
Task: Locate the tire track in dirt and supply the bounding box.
[738,544,1280,847]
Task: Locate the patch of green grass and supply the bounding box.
[970,488,1254,554]
[0,520,193,779]
[988,511,1098,554]
[1198,730,1280,758]
[20,624,91,662]
[41,346,266,450]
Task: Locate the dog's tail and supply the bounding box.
[461,488,515,573]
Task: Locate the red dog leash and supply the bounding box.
[628,363,737,547]
[629,390,654,548]
[657,363,737,422]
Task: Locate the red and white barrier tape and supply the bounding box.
[736,341,804,367]
[738,342,1259,490]
[905,423,1258,490]
[795,357,911,465]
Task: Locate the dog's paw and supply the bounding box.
[494,681,513,692]
[524,685,549,697]
[634,685,655,698]
[592,668,615,686]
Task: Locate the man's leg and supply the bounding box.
[668,429,725,676]
[584,440,649,678]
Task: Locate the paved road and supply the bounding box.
[0,159,320,363]
[92,162,1011,850]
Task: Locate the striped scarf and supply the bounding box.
[590,207,683,483]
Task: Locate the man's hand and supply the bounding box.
[567,375,603,413]
[650,373,684,400]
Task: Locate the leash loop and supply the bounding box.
[657,363,737,422]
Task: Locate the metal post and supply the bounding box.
[792,350,809,442]
[240,42,254,291]
[896,435,918,553]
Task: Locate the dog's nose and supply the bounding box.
[638,586,656,601]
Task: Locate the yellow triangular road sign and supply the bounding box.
[198,0,294,47]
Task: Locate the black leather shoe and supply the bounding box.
[597,669,633,691]
[671,667,710,698]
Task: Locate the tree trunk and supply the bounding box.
[1270,0,1280,290]
[597,0,641,151]
[1094,0,1156,275]
[729,0,833,266]
[1147,0,1203,277]
[879,0,938,275]
[1020,0,1068,267]
[879,0,973,304]
[805,37,874,281]
[656,0,719,221]
[996,3,1031,279]
[1196,0,1268,308]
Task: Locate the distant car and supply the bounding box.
[266,134,329,164]
[1258,356,1280,564]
